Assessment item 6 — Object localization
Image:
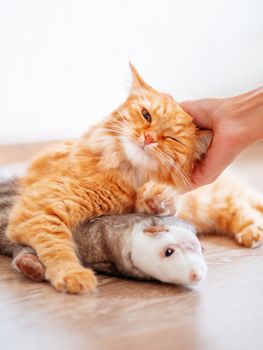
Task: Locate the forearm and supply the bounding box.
[224,87,263,146]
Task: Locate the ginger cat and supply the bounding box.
[6,64,263,294]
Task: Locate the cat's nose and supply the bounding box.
[144,133,156,145]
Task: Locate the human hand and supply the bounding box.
[180,88,263,189]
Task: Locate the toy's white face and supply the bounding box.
[131,223,207,286]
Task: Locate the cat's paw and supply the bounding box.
[52,267,97,294]
[13,253,45,282]
[235,224,263,248]
[136,182,180,216]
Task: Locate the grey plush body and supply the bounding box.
[0,177,206,285]
[74,214,193,279]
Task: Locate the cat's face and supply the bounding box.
[99,64,211,190]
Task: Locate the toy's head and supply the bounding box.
[130,218,207,286]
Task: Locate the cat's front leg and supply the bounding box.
[7,204,98,294]
[6,175,134,293]
[8,221,97,293]
[135,181,181,216]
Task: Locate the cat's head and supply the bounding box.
[86,64,211,191]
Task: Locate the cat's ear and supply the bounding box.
[129,62,153,94]
[195,130,213,160]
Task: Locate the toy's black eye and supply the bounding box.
[201,246,205,254]
[165,248,175,257]
[142,108,152,123]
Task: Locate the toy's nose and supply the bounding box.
[189,269,202,283]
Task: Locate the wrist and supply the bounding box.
[222,87,263,146]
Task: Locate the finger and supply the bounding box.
[180,99,215,129]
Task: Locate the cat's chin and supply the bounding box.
[120,136,157,170]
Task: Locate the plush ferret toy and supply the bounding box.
[0,177,207,286]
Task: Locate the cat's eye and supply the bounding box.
[165,248,175,257]
[141,108,152,123]
[166,136,184,146]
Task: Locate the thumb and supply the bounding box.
[190,135,237,188]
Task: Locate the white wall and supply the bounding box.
[0,0,262,144]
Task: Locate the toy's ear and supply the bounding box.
[143,225,169,236]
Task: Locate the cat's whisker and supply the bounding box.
[109,128,132,139]
[100,128,126,135]
[99,127,130,137]
[105,123,126,132]
[114,111,134,133]
[153,150,178,181]
[107,120,126,129]
[160,148,191,184]
[105,122,123,129]
[107,118,133,137]
[109,116,125,125]
[155,149,191,189]
[168,161,191,189]
[163,156,187,182]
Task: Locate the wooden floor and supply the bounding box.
[0,142,263,350]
